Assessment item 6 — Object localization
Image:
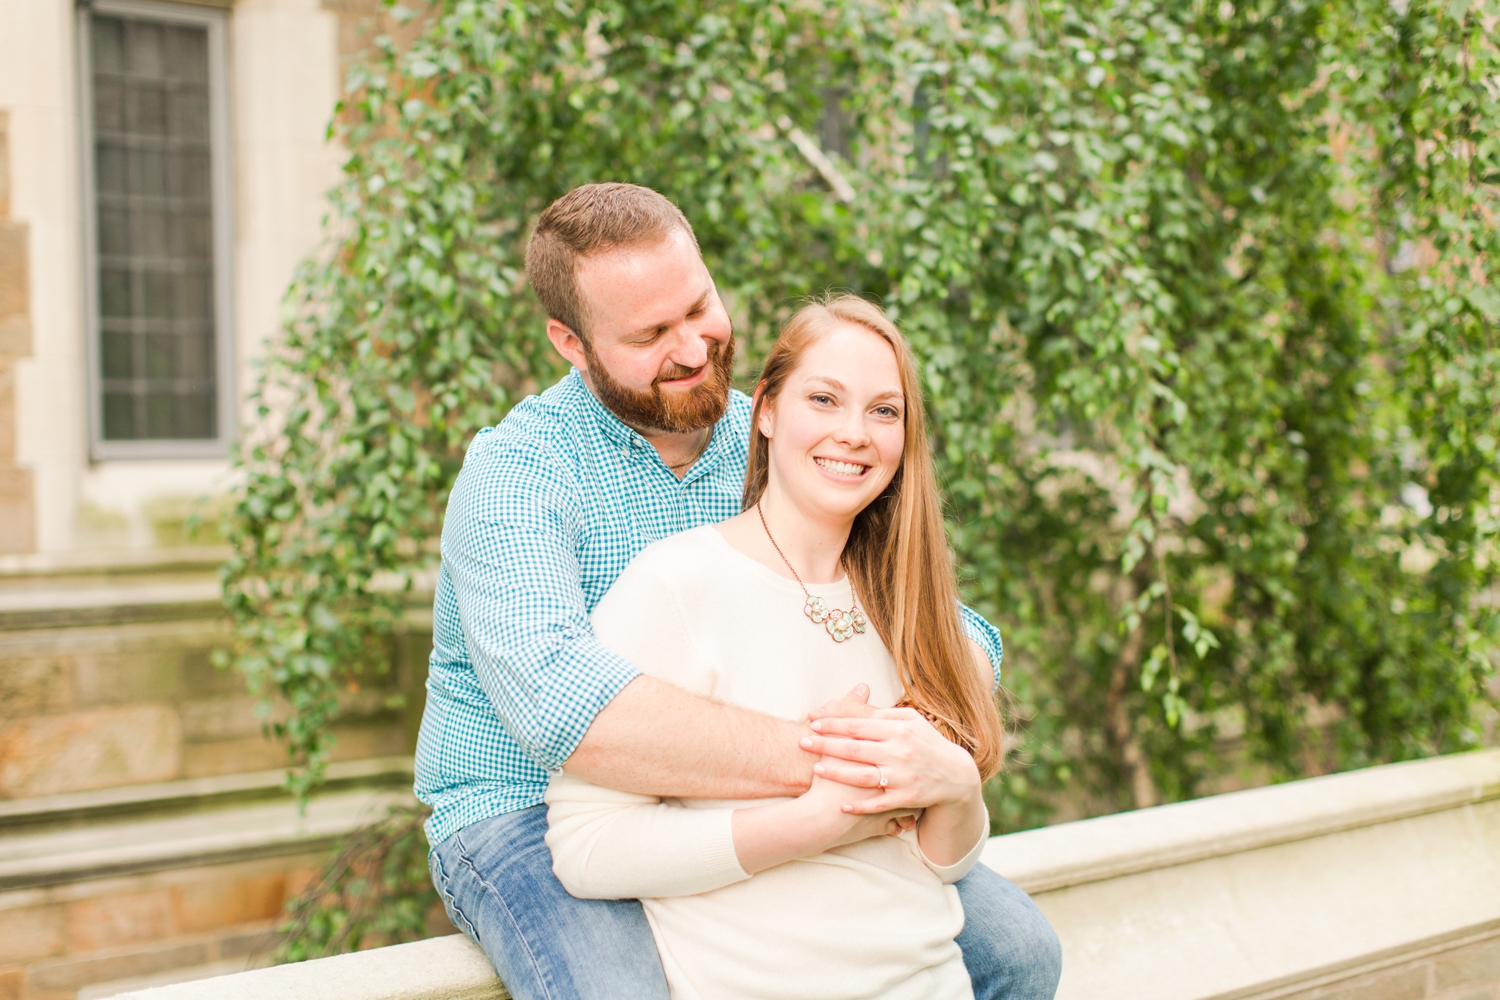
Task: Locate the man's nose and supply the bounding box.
[667,324,710,369]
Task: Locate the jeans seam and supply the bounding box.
[431,846,481,944]
[455,836,555,1000]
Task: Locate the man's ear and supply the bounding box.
[545,318,589,371]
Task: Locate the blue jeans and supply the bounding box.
[429,805,1061,1000]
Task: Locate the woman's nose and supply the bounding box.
[833,412,872,447]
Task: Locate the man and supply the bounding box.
[416,183,1062,1000]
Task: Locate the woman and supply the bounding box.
[544,295,1005,999]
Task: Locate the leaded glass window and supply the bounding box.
[84,3,229,451]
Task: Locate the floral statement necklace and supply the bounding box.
[756,501,867,643]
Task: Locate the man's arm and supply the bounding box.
[447,432,817,799]
[565,675,819,797]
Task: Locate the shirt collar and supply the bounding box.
[566,367,737,482]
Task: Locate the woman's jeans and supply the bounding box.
[429,805,1062,1000]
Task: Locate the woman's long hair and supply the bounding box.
[742,295,1005,779]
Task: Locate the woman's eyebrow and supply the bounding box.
[805,376,846,391]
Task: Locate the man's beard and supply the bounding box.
[582,334,737,434]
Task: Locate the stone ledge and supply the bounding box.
[116,934,507,1000]
[98,749,1500,1000]
[984,746,1500,893]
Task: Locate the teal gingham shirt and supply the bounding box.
[414,369,1003,846]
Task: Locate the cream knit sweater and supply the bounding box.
[544,525,982,1000]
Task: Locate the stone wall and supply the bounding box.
[0,109,35,554]
[1,852,320,1000]
[0,574,426,800]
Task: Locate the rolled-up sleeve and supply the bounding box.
[443,432,641,771]
[959,604,1004,689]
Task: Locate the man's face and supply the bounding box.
[550,228,736,434]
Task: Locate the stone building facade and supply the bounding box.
[0,4,426,998]
[0,0,388,561]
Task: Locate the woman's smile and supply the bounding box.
[813,457,872,479]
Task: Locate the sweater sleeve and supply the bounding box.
[545,539,750,900]
[917,826,989,885]
[544,776,750,899]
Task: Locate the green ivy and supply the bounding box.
[268,806,437,962]
[224,0,1499,833]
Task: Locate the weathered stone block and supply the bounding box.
[0,110,9,219]
[176,736,286,780]
[71,647,186,708]
[171,875,285,934]
[0,222,29,342]
[178,697,267,742]
[66,890,175,953]
[0,705,181,798]
[0,656,76,718]
[0,904,64,964]
[0,317,24,360]
[1315,967,1429,1000]
[1437,939,1500,992]
[26,941,208,993]
[0,359,15,459]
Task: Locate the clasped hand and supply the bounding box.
[795,683,982,823]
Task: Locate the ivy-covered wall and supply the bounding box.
[223,0,1500,832]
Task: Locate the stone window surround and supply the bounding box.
[76,0,235,461]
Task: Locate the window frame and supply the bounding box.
[77,0,235,460]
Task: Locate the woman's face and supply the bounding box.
[759,321,906,525]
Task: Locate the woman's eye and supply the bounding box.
[875,405,900,418]
[810,394,835,406]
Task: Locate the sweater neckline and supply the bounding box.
[698,524,857,600]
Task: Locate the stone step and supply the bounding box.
[0,757,415,891]
[0,759,423,1000]
[0,551,432,802]
[0,549,229,632]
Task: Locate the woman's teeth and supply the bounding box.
[815,458,868,477]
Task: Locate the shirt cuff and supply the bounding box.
[919,827,989,885]
[698,807,753,887]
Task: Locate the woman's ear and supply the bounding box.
[756,395,776,440]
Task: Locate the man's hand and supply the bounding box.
[806,683,880,725]
[804,684,916,832]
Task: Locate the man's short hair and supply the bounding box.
[525,183,698,338]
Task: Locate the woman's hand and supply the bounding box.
[798,708,987,867]
[801,708,978,812]
[731,756,918,874]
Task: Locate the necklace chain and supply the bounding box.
[756,501,867,643]
[667,428,712,470]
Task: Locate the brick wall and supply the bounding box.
[0,109,36,554]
